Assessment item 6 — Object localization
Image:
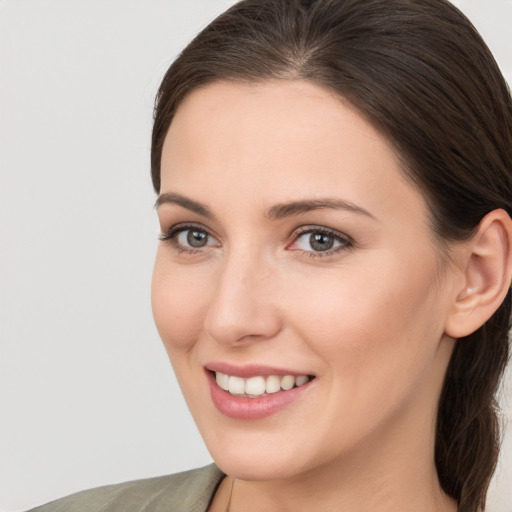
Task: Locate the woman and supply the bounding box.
[29,0,512,511]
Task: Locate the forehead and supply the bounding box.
[164,80,385,168]
[160,80,428,226]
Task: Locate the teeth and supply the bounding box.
[265,375,281,394]
[295,375,309,387]
[214,371,311,398]
[228,376,245,395]
[245,376,266,396]
[280,375,295,391]
[216,372,230,391]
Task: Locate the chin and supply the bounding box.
[211,449,301,482]
[199,423,327,482]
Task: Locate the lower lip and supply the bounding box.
[207,371,313,420]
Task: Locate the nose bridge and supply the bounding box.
[203,244,280,345]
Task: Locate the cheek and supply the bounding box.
[283,253,444,380]
[281,259,446,446]
[151,253,210,354]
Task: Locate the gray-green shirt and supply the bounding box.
[27,464,224,512]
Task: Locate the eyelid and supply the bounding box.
[287,225,354,256]
[160,222,352,257]
[159,222,220,250]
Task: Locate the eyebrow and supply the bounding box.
[154,192,214,218]
[266,198,375,221]
[155,192,374,221]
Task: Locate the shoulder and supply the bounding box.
[26,464,224,512]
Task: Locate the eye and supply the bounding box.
[159,224,219,252]
[177,228,210,248]
[288,227,352,256]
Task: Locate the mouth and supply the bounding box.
[205,364,316,420]
[213,371,312,398]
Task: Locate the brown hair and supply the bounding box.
[150,1,512,510]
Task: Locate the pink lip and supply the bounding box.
[205,368,314,420]
[206,362,311,378]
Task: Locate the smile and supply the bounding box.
[215,371,311,398]
[206,367,315,420]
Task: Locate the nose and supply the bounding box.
[203,250,282,346]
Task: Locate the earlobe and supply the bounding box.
[445,209,512,339]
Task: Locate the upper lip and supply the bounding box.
[205,362,314,378]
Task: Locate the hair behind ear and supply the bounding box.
[436,290,511,509]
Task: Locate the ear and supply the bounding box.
[445,209,512,339]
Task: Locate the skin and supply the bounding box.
[152,80,461,511]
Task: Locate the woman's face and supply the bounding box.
[152,80,458,481]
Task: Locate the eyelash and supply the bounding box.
[289,226,354,259]
[159,223,218,255]
[159,224,353,258]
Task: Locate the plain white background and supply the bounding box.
[1,1,511,511]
